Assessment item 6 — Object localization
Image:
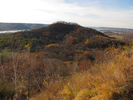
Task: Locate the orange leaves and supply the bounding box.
[101,42,103,45]
[76,40,79,43]
[37,51,47,58]
[79,61,92,71]
[63,53,66,56]
[21,51,46,59]
[67,39,74,44]
[75,27,84,33]
[36,61,45,70]
[81,51,90,56]
[37,61,44,67]
[9,61,13,65]
[22,63,27,68]
[69,39,74,44]
[67,39,79,44]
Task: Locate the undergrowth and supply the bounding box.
[30,45,133,100]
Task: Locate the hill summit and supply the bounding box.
[0,21,124,61]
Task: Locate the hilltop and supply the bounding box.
[0,21,125,61]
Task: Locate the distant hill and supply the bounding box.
[93,27,133,32]
[0,23,49,31]
[0,21,125,61]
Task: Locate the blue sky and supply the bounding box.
[0,0,133,28]
[65,0,133,9]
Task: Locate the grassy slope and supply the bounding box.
[30,44,133,100]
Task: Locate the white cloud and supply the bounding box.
[0,0,133,28]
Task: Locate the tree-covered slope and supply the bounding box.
[0,21,125,61]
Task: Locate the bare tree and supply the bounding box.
[0,54,5,79]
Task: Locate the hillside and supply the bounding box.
[0,21,125,61]
[29,44,133,100]
[0,23,48,31]
[0,21,131,100]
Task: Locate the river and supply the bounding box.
[0,29,28,34]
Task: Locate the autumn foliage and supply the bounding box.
[79,61,93,71]
[0,21,132,100]
[29,44,133,100]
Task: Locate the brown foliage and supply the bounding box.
[79,61,93,71]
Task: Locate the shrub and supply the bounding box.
[0,80,15,100]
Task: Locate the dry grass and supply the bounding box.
[29,45,133,100]
[110,35,124,40]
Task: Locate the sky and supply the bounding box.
[0,0,133,28]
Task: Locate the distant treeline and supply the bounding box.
[0,23,49,31]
